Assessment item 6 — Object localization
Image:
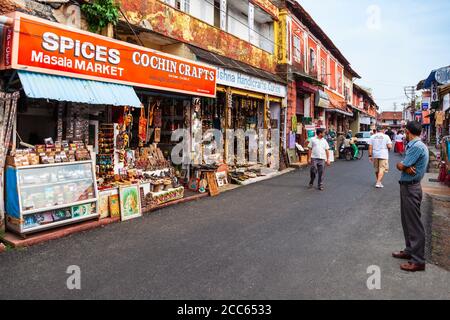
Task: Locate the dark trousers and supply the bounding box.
[310,159,325,187]
[400,184,425,264]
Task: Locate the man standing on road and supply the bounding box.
[368,127,393,188]
[308,128,331,191]
[386,127,395,144]
[393,121,429,272]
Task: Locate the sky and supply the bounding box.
[299,0,450,111]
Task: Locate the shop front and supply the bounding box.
[0,12,219,235]
[294,81,319,150]
[188,45,287,182]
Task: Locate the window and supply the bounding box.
[309,48,316,72]
[337,72,342,93]
[344,85,350,103]
[214,0,220,28]
[175,0,190,13]
[320,58,326,82]
[293,36,301,63]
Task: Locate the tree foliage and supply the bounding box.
[81,0,120,33]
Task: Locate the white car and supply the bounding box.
[356,132,372,150]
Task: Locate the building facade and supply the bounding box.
[378,112,403,129]
[350,84,378,133]
[276,0,360,152]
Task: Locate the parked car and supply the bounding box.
[356,131,372,150]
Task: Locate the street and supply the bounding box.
[0,153,448,300]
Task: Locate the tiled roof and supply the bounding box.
[380,112,403,121]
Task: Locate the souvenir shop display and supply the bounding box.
[5,159,98,235]
[7,140,90,167]
[97,124,115,178]
[228,165,266,184]
[144,186,184,208]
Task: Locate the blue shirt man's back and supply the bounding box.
[400,138,429,182]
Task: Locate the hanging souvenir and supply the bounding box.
[154,128,161,143]
[154,108,162,128]
[148,101,156,127]
[138,107,147,145]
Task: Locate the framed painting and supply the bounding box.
[119,185,142,221]
[98,192,111,219]
[109,194,120,218]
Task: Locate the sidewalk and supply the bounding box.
[422,173,450,200]
[422,173,450,271]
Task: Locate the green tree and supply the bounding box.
[81,0,120,33]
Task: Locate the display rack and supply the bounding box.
[5,160,99,235]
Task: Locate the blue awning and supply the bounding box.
[18,71,142,107]
[422,71,436,90]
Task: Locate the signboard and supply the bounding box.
[0,24,13,69]
[422,96,430,111]
[360,116,371,125]
[216,67,286,98]
[435,66,450,85]
[8,12,217,97]
[431,81,439,103]
[414,111,422,123]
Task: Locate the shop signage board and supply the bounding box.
[216,67,286,98]
[0,24,13,69]
[6,12,217,97]
[414,111,422,123]
[431,81,438,103]
[360,116,371,125]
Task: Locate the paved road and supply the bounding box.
[0,153,448,299]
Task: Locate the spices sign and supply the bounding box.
[7,12,217,97]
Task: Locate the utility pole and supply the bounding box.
[404,86,416,122]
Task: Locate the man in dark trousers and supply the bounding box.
[394,121,429,272]
[386,127,395,144]
[308,128,331,191]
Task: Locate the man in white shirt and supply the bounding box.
[308,128,331,191]
[368,127,393,188]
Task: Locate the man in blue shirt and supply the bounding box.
[393,121,429,272]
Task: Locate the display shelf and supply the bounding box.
[15,160,92,170]
[5,160,99,235]
[20,178,93,189]
[8,213,99,234]
[21,199,97,216]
